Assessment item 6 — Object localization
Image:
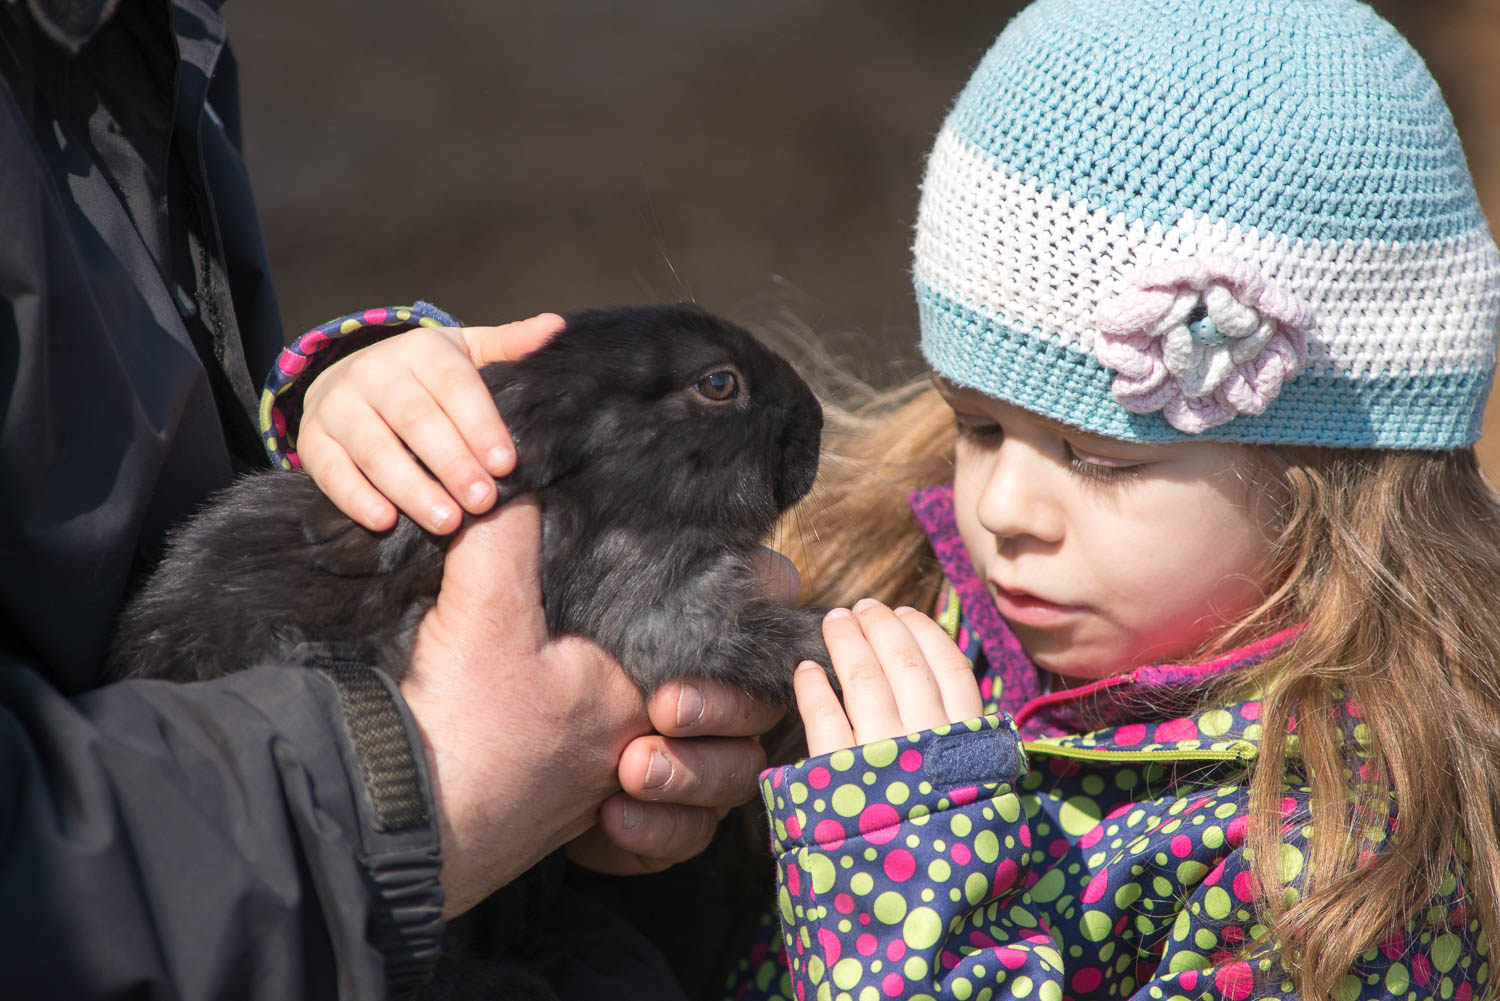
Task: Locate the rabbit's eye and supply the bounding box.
[694,370,740,402]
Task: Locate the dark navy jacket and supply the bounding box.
[0,0,443,996]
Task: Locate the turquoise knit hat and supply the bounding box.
[914,0,1500,447]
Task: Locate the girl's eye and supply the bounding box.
[1065,443,1143,482]
[953,417,1004,444]
[694,370,740,402]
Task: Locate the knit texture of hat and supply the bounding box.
[914,0,1500,447]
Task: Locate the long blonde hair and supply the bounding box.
[770,355,1500,1000]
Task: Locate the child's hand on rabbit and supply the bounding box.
[796,600,984,757]
[297,313,564,535]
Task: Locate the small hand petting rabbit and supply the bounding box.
[109,302,830,701]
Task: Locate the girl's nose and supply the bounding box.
[974,440,1066,546]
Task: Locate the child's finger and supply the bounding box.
[850,599,950,733]
[793,660,855,758]
[314,402,464,535]
[823,607,903,745]
[374,374,499,516]
[295,432,398,531]
[460,313,566,367]
[895,607,985,723]
[410,343,517,480]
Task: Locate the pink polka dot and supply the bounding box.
[993,858,1019,894]
[298,330,328,353]
[1215,961,1254,1000]
[883,849,916,882]
[277,353,309,377]
[1115,723,1146,746]
[885,939,905,961]
[859,913,871,925]
[835,893,855,914]
[859,803,900,844]
[1279,796,1298,816]
[1378,933,1406,960]
[1157,716,1200,741]
[951,843,971,866]
[363,308,389,325]
[287,452,302,470]
[1226,815,1249,847]
[1080,826,1104,849]
[881,973,904,997]
[817,928,841,965]
[1203,861,1226,886]
[784,814,802,839]
[899,749,923,772]
[1179,970,1199,991]
[996,947,1027,970]
[1345,697,1364,718]
[978,675,993,699]
[1413,954,1432,985]
[786,863,801,896]
[1170,834,1192,858]
[1222,925,1245,945]
[771,768,784,788]
[1456,983,1473,1001]
[1232,870,1259,902]
[856,933,877,956]
[1072,967,1103,993]
[1017,824,1032,848]
[949,785,978,807]
[1241,701,1261,720]
[1081,872,1109,904]
[808,766,831,790]
[813,820,845,850]
[1048,838,1069,859]
[940,950,960,971]
[795,982,806,1001]
[969,931,999,949]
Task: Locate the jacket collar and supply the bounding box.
[16,0,224,54]
[910,482,1297,740]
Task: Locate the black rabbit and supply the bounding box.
[109,302,829,702]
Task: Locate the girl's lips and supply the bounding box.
[989,584,1085,627]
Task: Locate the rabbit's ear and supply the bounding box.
[299,494,440,578]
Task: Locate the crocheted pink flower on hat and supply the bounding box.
[1094,254,1314,433]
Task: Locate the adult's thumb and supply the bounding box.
[434,494,545,626]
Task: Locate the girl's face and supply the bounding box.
[941,382,1278,682]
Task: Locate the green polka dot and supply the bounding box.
[1434,934,1462,973]
[864,740,898,768]
[859,988,879,1001]
[1385,964,1409,995]
[779,887,794,923]
[339,318,362,333]
[1176,861,1207,885]
[832,785,866,817]
[1057,796,1102,836]
[1332,974,1362,1001]
[850,872,874,896]
[929,859,952,882]
[832,958,863,990]
[1168,949,1208,974]
[1199,709,1234,737]
[975,830,1001,863]
[904,907,943,949]
[791,783,809,804]
[951,977,974,1000]
[997,796,1021,824]
[887,782,911,805]
[830,749,856,772]
[1114,882,1142,910]
[1202,825,1224,850]
[1029,869,1066,904]
[1039,981,1062,1001]
[904,955,930,981]
[1012,974,1034,997]
[874,891,908,924]
[951,814,973,837]
[807,955,825,984]
[1081,910,1112,942]
[807,853,837,894]
[965,872,990,906]
[1194,928,1219,950]
[1204,887,1232,920]
[1280,843,1304,883]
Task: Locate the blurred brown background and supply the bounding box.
[225,0,1500,470]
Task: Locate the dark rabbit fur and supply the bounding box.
[109,303,829,702]
[108,303,830,1001]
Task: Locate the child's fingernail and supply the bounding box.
[893,606,917,616]
[796,660,821,673]
[465,480,492,508]
[825,607,852,621]
[431,502,457,527]
[487,446,512,473]
[853,598,881,613]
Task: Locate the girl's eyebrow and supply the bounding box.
[933,375,1169,454]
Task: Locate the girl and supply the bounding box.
[727,1,1500,999]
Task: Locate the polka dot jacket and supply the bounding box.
[724,484,1487,1001]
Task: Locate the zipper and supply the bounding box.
[1020,740,1258,764]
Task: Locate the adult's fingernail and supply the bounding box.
[620,799,643,829]
[676,683,705,729]
[644,750,673,790]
